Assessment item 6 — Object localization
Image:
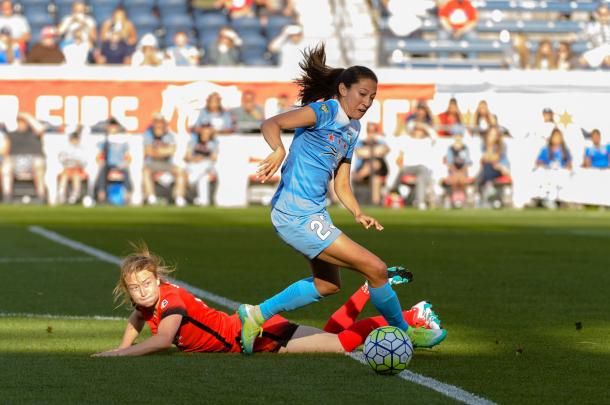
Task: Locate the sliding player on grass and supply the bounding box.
[93,248,442,356]
[237,44,446,353]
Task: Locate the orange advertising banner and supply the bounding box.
[0,78,435,133]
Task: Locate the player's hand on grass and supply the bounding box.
[91,349,120,357]
[257,146,286,183]
[355,213,384,231]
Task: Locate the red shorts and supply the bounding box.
[252,315,299,353]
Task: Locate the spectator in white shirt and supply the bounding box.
[166,31,200,66]
[0,0,29,52]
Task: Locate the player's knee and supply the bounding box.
[368,259,388,286]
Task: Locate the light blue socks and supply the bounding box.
[259,277,323,320]
[369,282,409,331]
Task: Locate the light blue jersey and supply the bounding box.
[271,99,361,216]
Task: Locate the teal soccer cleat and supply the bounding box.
[387,266,413,286]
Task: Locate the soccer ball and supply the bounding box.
[364,326,413,375]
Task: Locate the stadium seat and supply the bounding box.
[89,0,121,8]
[23,9,53,27]
[231,17,263,37]
[91,5,116,23]
[241,33,267,48]
[21,1,49,17]
[131,13,160,34]
[125,4,154,18]
[265,15,294,39]
[194,12,229,31]
[198,30,218,49]
[158,0,189,17]
[161,13,193,30]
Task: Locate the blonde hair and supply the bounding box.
[113,243,174,308]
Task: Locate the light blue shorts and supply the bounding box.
[271,209,343,259]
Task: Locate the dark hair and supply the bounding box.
[548,127,570,163]
[295,43,377,105]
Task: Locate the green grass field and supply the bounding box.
[1,206,609,404]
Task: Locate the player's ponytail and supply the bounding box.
[295,43,378,105]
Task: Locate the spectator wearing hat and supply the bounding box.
[26,26,65,64]
[268,24,305,68]
[583,129,610,169]
[142,114,186,207]
[206,26,241,66]
[0,0,29,53]
[1,112,46,202]
[94,118,132,204]
[0,26,20,64]
[185,123,219,206]
[131,33,170,67]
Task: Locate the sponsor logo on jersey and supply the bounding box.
[320,103,329,113]
[161,299,168,309]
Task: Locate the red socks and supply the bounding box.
[323,284,370,333]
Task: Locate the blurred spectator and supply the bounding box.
[62,28,91,65]
[26,26,65,64]
[57,0,97,46]
[95,30,132,64]
[533,39,556,70]
[232,90,264,133]
[185,123,219,206]
[276,93,294,114]
[1,112,46,202]
[578,3,610,69]
[206,27,240,66]
[583,129,609,169]
[255,0,296,20]
[542,107,555,125]
[398,100,436,138]
[478,126,509,198]
[556,41,575,71]
[268,24,304,67]
[100,7,137,49]
[195,92,234,134]
[381,0,435,38]
[445,131,472,207]
[58,127,87,204]
[535,127,572,208]
[437,97,463,137]
[95,118,131,204]
[131,33,169,67]
[215,0,255,19]
[0,26,20,64]
[438,0,478,40]
[472,100,497,136]
[536,127,572,170]
[353,122,389,206]
[166,31,200,67]
[393,124,435,210]
[0,0,29,52]
[142,114,186,207]
[503,32,530,70]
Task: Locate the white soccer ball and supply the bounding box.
[363,326,413,375]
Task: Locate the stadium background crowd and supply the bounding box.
[0,0,609,209]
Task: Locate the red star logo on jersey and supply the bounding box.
[328,134,334,142]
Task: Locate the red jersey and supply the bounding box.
[138,282,242,353]
[438,0,477,30]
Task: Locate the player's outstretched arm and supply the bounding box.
[118,310,146,349]
[92,314,182,357]
[257,106,317,182]
[334,162,383,231]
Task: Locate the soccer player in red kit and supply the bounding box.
[93,247,442,357]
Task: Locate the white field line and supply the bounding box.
[348,352,497,405]
[0,312,124,321]
[28,225,496,405]
[0,257,97,263]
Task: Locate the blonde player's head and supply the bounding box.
[113,243,174,308]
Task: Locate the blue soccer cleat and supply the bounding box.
[388,266,413,286]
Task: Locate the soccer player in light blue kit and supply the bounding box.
[238,45,446,354]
